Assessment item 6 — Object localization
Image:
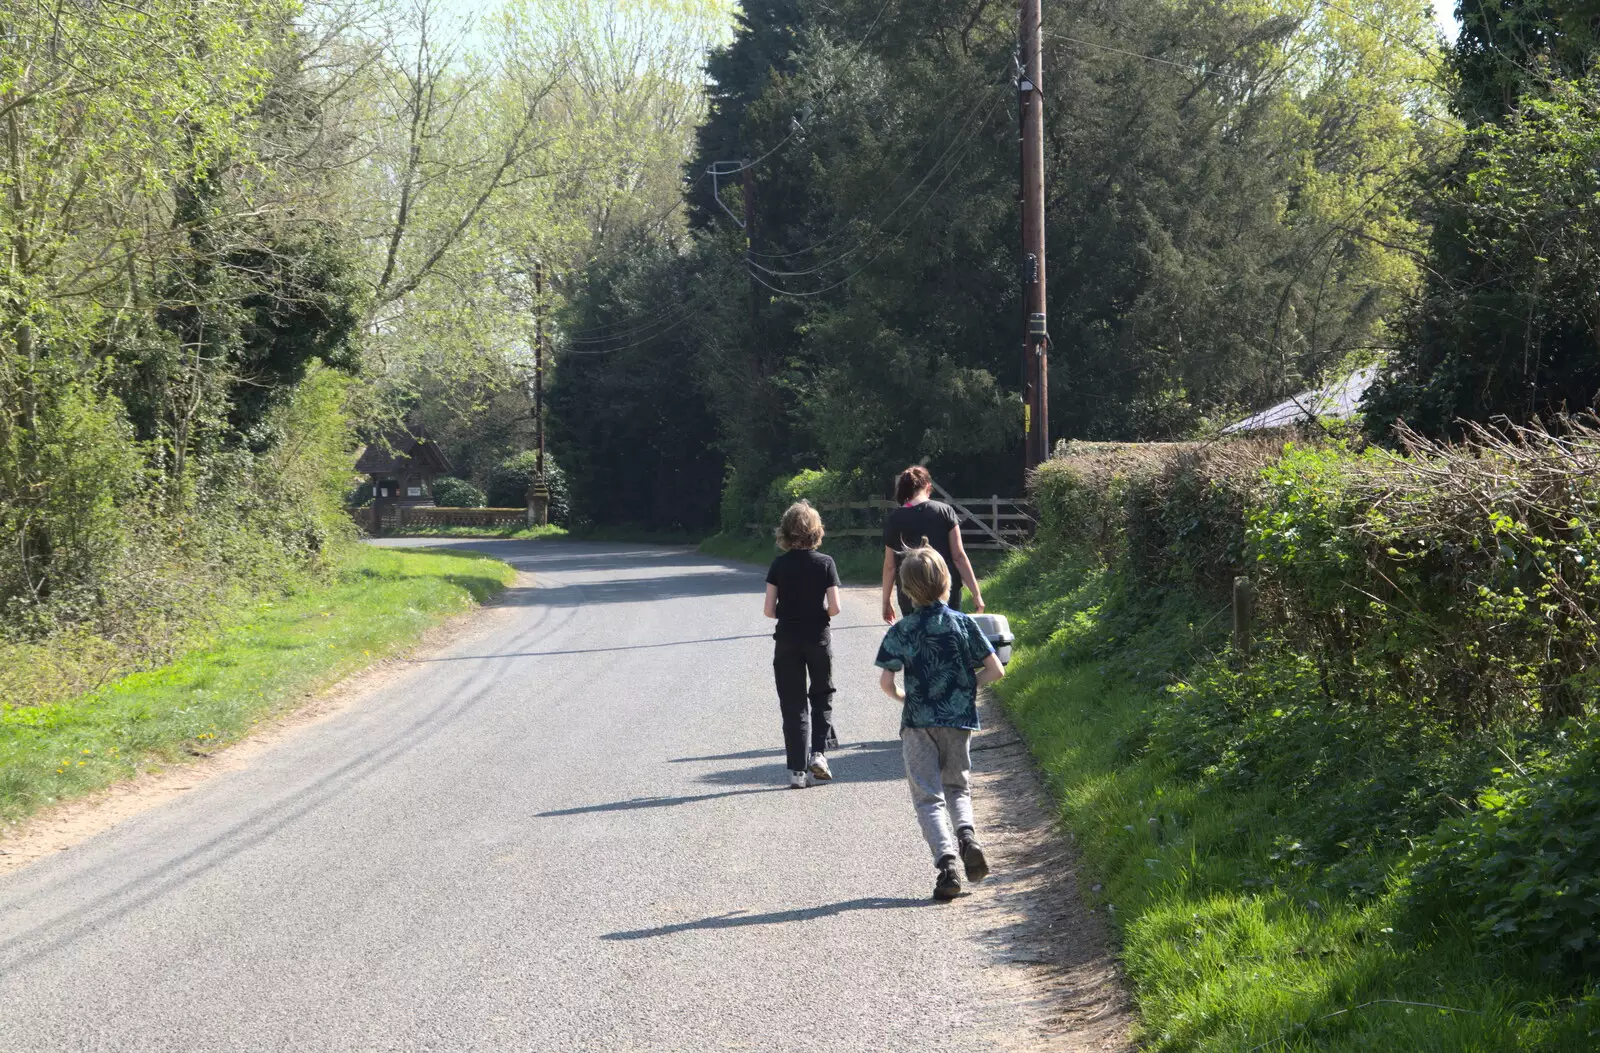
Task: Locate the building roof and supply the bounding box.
[354,429,453,475]
[1223,366,1378,434]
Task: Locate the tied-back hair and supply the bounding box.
[894,465,932,505]
[898,537,951,607]
[777,500,824,551]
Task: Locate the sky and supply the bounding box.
[1432,0,1459,40]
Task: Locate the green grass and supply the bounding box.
[0,545,513,825]
[391,523,706,544]
[701,531,1004,585]
[390,522,568,540]
[985,548,1600,1052]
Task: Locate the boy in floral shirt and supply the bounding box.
[875,540,1004,900]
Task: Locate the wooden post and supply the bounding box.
[1233,576,1254,662]
[1020,0,1049,469]
[991,495,1000,543]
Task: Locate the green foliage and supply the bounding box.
[1411,728,1600,977]
[1368,70,1600,437]
[0,546,512,820]
[486,452,570,525]
[1453,0,1596,126]
[431,477,487,508]
[759,467,870,524]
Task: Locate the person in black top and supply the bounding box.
[764,501,843,787]
[880,465,985,622]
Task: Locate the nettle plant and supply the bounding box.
[1410,725,1600,976]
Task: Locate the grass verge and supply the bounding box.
[0,545,513,825]
[389,523,568,541]
[985,546,1600,1052]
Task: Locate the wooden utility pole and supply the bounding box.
[525,260,550,527]
[1019,0,1049,470]
[534,261,546,484]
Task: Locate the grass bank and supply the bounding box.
[0,545,513,825]
[986,528,1600,1046]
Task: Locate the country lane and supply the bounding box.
[0,540,1119,1052]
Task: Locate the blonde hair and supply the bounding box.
[898,538,951,607]
[777,501,824,551]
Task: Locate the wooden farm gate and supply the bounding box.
[815,483,1033,551]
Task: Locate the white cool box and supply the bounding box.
[970,613,1014,666]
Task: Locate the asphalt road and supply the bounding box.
[0,540,1084,1052]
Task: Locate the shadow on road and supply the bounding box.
[669,746,785,763]
[416,631,777,662]
[534,788,777,817]
[600,897,929,940]
[691,738,904,786]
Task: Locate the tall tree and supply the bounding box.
[1364,0,1600,437]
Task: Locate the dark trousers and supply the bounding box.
[773,636,835,772]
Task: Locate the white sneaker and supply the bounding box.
[808,754,833,781]
[788,770,810,789]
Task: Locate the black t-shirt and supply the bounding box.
[883,500,960,575]
[766,549,841,642]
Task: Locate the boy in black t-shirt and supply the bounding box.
[764,502,843,788]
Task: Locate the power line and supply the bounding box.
[743,58,1011,262]
[708,0,898,178]
[743,83,1004,280]
[1046,31,1200,71]
[743,94,1004,299]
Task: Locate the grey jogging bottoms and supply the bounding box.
[900,726,975,864]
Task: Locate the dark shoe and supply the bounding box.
[933,858,963,901]
[959,834,989,883]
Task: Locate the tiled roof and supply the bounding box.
[354,429,453,475]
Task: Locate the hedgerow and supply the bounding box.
[1026,418,1600,983]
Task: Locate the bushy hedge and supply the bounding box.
[1,365,359,709]
[430,477,485,508]
[486,452,569,526]
[1038,420,1600,730]
[718,466,878,536]
[761,468,873,528]
[1031,419,1600,980]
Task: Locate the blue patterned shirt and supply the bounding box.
[874,602,995,730]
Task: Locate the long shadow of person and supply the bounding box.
[600,897,928,940]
